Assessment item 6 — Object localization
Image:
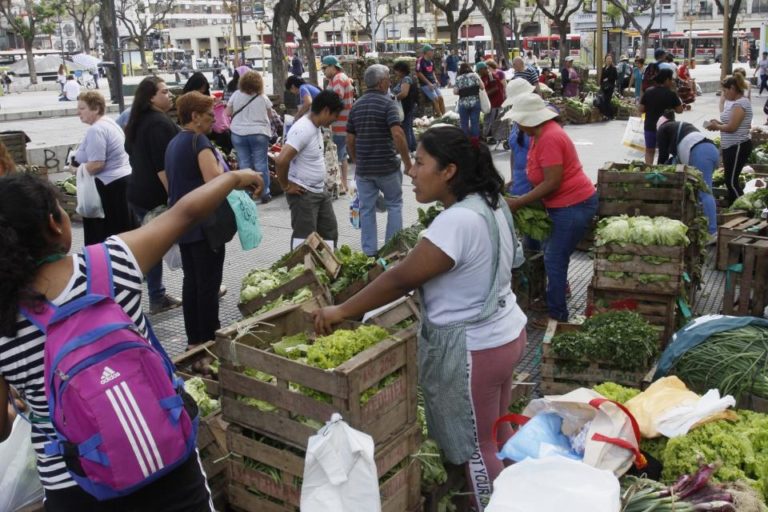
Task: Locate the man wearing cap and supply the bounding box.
[477,61,507,144]
[617,55,632,92]
[347,64,413,256]
[416,45,446,117]
[322,55,355,194]
[511,57,540,91]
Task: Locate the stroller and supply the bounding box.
[73,70,95,90]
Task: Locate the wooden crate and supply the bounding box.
[199,412,228,511]
[565,105,592,124]
[722,235,768,317]
[238,254,332,317]
[367,296,421,330]
[716,216,768,270]
[751,130,768,146]
[0,131,28,165]
[540,320,652,395]
[512,250,546,310]
[227,422,422,512]
[716,208,748,227]
[593,243,685,295]
[58,191,81,222]
[596,162,700,221]
[172,340,220,397]
[279,232,342,279]
[215,304,418,450]
[332,251,406,304]
[587,284,679,346]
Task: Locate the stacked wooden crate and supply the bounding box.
[215,299,422,512]
[172,342,228,510]
[589,162,705,343]
[716,217,768,271]
[0,131,28,166]
[722,235,768,317]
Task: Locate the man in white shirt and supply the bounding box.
[276,90,344,248]
[60,75,80,101]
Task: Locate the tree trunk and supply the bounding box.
[138,38,148,73]
[558,26,567,69]
[488,18,508,64]
[299,29,318,86]
[24,42,37,84]
[270,0,292,101]
[450,29,458,48]
[80,26,92,53]
[100,0,119,100]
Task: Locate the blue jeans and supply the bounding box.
[131,205,166,303]
[356,171,403,256]
[402,108,416,152]
[458,102,481,138]
[687,141,719,235]
[544,193,598,321]
[333,133,347,163]
[231,132,270,199]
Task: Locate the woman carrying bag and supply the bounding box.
[599,55,618,120]
[227,71,275,203]
[166,92,263,349]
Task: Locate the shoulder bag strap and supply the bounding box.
[231,94,259,120]
[671,121,684,160]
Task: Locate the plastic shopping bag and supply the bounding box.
[301,413,381,512]
[479,89,491,114]
[75,164,104,218]
[486,456,620,512]
[0,417,44,512]
[141,205,182,270]
[227,190,263,251]
[622,116,646,153]
[496,413,579,463]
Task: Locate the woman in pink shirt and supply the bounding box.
[505,93,597,328]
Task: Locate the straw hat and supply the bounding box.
[503,93,559,127]
[501,78,535,108]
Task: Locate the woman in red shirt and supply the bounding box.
[478,60,507,144]
[505,93,597,328]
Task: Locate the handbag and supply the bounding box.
[394,97,405,122]
[193,134,237,250]
[227,189,262,251]
[479,88,491,114]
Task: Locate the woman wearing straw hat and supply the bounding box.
[505,93,598,328]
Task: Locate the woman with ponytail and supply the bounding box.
[504,93,598,329]
[0,170,262,510]
[313,126,527,511]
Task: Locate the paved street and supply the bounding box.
[2,68,766,366]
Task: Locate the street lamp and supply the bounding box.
[220,25,229,61]
[340,19,346,56]
[236,0,245,65]
[331,14,337,55]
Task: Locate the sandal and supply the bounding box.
[529,316,557,330]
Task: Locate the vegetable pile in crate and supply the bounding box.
[593,216,689,295]
[55,176,80,221]
[564,98,599,124]
[330,245,405,304]
[541,314,658,395]
[215,301,422,512]
[214,303,418,449]
[238,234,337,317]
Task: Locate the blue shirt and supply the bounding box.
[445,55,460,72]
[299,83,321,103]
[166,130,215,244]
[508,123,533,195]
[347,89,401,175]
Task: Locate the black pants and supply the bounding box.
[759,73,767,95]
[43,452,213,512]
[179,240,225,345]
[286,190,339,244]
[599,86,615,119]
[83,175,134,246]
[722,139,752,205]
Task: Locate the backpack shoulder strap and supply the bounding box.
[84,243,114,298]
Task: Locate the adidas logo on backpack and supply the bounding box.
[21,244,198,500]
[100,366,121,385]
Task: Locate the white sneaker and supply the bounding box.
[706,234,717,246]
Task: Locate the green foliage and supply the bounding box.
[239,264,308,303]
[596,215,689,247]
[331,245,376,295]
[417,204,444,228]
[184,377,219,417]
[513,201,553,241]
[730,189,768,214]
[593,381,641,403]
[306,325,389,370]
[551,311,658,370]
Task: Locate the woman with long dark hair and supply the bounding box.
[0,169,262,511]
[314,126,527,511]
[124,76,182,314]
[599,54,617,120]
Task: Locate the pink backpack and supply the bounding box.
[21,244,197,500]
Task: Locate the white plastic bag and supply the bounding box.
[486,456,620,512]
[656,389,736,438]
[75,164,104,218]
[300,413,381,512]
[0,418,44,512]
[163,244,182,271]
[622,116,646,153]
[479,89,491,114]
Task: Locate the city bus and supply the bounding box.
[522,35,581,59]
[645,30,753,61]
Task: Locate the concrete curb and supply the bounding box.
[0,103,122,122]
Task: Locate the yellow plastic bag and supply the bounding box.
[625,376,737,439]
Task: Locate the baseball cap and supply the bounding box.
[654,48,666,59]
[475,61,487,71]
[422,44,434,53]
[321,55,341,68]
[564,56,575,62]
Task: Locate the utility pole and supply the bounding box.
[413,0,418,50]
[721,0,729,80]
[237,0,245,65]
[370,0,378,51]
[596,0,603,82]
